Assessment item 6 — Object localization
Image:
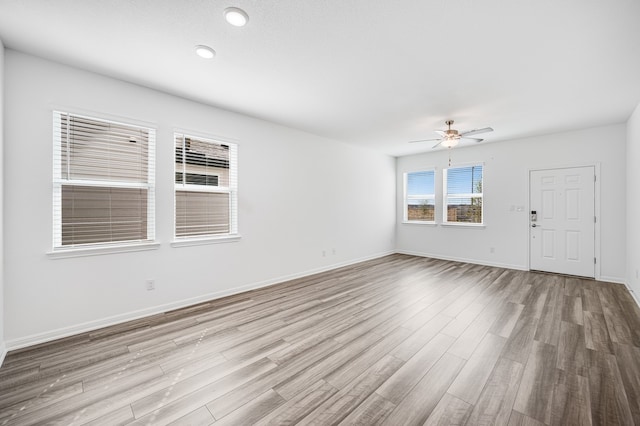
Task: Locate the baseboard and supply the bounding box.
[395,249,528,271]
[5,250,395,351]
[598,275,626,285]
[0,342,7,368]
[623,282,640,309]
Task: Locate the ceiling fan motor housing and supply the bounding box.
[445,129,460,139]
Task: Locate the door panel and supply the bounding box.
[566,231,579,260]
[530,166,595,277]
[542,229,555,259]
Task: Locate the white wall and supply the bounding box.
[0,39,6,363]
[3,50,396,347]
[627,103,640,301]
[396,125,627,281]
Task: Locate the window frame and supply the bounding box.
[172,132,239,245]
[51,110,156,253]
[403,168,437,224]
[442,163,484,226]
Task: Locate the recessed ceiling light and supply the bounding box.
[195,45,216,59]
[224,7,249,27]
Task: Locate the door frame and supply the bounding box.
[527,162,601,280]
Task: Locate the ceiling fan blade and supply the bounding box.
[461,137,484,143]
[434,130,446,137]
[408,138,443,143]
[459,127,493,137]
[432,140,444,149]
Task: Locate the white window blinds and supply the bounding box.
[53,112,155,247]
[404,170,435,222]
[174,133,238,238]
[443,164,483,224]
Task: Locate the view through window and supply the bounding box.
[405,170,436,222]
[443,164,483,224]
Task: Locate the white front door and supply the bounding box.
[529,166,595,278]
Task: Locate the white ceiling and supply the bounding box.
[1,0,639,156]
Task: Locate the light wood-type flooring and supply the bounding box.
[1,254,640,425]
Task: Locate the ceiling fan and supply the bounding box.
[409,120,493,149]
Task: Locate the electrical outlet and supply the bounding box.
[146,280,155,291]
[490,247,495,254]
[332,248,336,255]
[322,250,326,257]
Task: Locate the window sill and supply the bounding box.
[440,223,485,229]
[402,221,437,226]
[171,234,242,248]
[47,242,161,259]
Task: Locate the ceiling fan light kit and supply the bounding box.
[408,119,494,150]
[440,138,459,148]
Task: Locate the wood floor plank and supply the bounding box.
[130,357,277,424]
[4,365,167,425]
[337,392,396,425]
[583,311,614,354]
[251,380,337,425]
[614,343,640,421]
[0,380,83,416]
[448,333,507,405]
[297,354,404,425]
[551,370,592,426]
[1,254,639,425]
[610,288,640,347]
[380,352,466,425]
[273,330,383,400]
[401,282,475,331]
[507,281,532,305]
[564,277,583,297]
[83,342,187,391]
[166,406,215,426]
[206,338,343,420]
[507,410,547,426]
[518,275,550,321]
[0,336,175,396]
[501,316,540,364]
[490,302,525,338]
[376,333,455,405]
[513,340,558,424]
[582,288,603,313]
[130,354,275,418]
[466,357,524,426]
[213,388,285,426]
[392,314,453,361]
[588,352,634,425]
[598,287,636,346]
[447,302,505,360]
[435,272,488,317]
[556,321,587,376]
[562,295,584,325]
[533,282,563,346]
[441,301,487,338]
[423,393,472,426]
[323,325,411,390]
[373,302,431,336]
[83,405,136,426]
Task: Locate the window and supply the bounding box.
[53,112,155,248]
[404,170,436,222]
[443,164,483,224]
[174,133,238,239]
